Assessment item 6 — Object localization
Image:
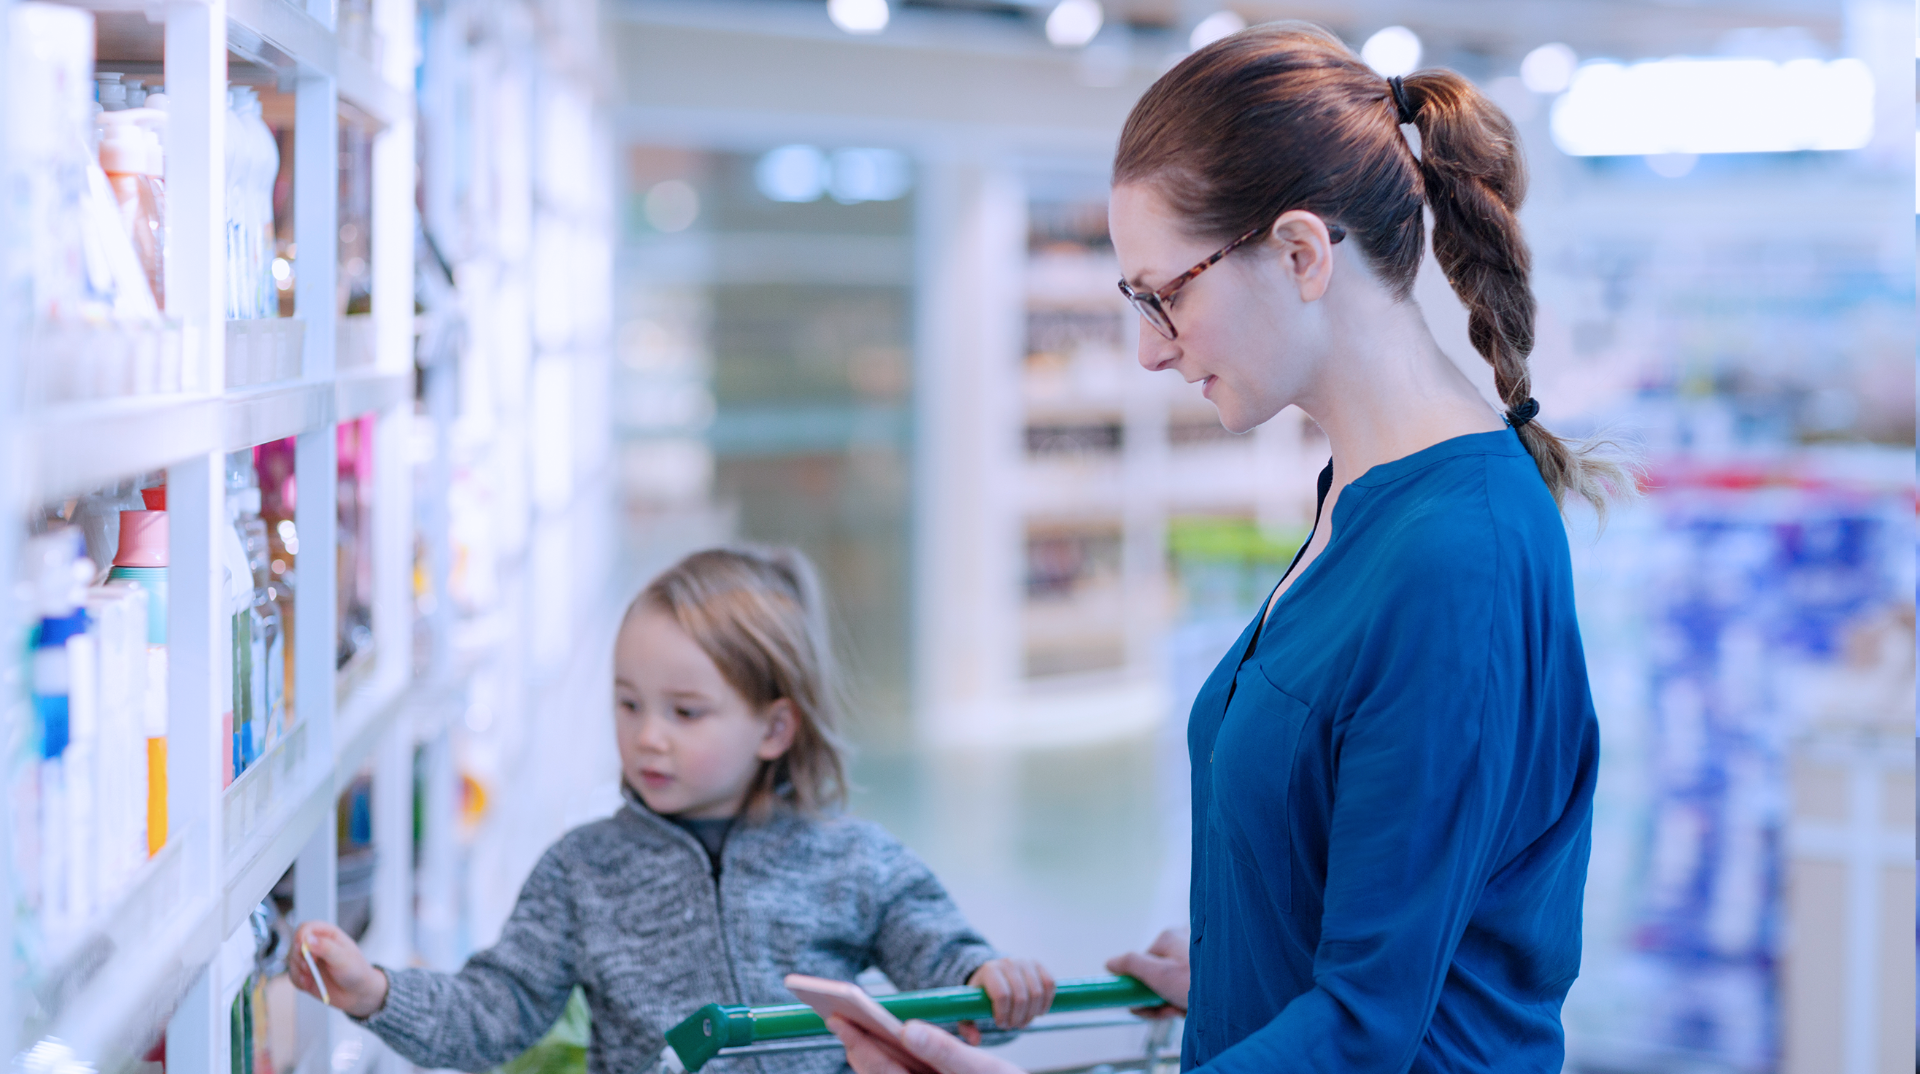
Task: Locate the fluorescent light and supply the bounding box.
[1189,11,1246,52]
[1550,57,1875,156]
[1361,26,1421,77]
[1046,0,1103,49]
[827,0,889,35]
[1520,43,1577,94]
[756,145,828,202]
[1644,153,1698,178]
[828,148,911,204]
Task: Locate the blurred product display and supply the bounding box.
[1,2,1912,1073]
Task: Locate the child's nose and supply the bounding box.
[633,712,672,751]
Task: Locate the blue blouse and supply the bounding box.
[1184,429,1600,1074]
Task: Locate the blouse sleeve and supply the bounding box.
[1200,536,1513,1072]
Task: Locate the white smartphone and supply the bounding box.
[783,973,940,1074]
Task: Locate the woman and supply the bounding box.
[830,21,1618,1074]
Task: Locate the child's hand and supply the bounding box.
[966,957,1054,1029]
[288,921,389,1019]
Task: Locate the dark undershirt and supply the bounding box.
[668,814,735,865]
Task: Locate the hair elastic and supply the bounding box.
[1506,397,1540,430]
[1387,75,1417,125]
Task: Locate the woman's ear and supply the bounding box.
[1268,210,1337,303]
[757,699,800,761]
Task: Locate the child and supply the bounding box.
[290,547,1054,1073]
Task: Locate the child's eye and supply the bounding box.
[617,698,638,713]
[674,706,702,720]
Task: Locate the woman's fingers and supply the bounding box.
[827,1016,912,1074]
[1104,949,1188,1013]
[1145,928,1189,959]
[900,1022,1026,1074]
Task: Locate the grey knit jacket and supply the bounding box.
[359,792,999,1074]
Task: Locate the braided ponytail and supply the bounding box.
[1399,70,1631,514]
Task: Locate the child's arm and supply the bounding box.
[289,844,580,1070]
[865,839,1055,1029]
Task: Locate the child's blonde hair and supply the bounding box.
[627,546,850,816]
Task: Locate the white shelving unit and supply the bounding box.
[1,0,418,1069]
[915,171,1321,749]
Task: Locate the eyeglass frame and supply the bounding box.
[1117,219,1347,341]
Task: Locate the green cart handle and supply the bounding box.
[666,974,1165,1071]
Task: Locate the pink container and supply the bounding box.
[114,510,169,567]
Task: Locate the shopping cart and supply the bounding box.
[662,975,1181,1074]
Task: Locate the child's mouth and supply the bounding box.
[638,769,673,790]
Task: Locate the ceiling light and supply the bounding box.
[1046,0,1103,49]
[1360,25,1421,77]
[756,145,828,202]
[1550,57,1874,156]
[1189,11,1246,52]
[828,0,889,35]
[1520,43,1577,94]
[828,148,912,203]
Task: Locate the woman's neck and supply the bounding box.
[1296,295,1503,488]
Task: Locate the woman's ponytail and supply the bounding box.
[1400,70,1632,515]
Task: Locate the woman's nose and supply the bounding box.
[1138,328,1179,372]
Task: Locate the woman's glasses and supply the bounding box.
[1118,222,1346,340]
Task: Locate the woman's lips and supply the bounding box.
[1201,375,1217,398]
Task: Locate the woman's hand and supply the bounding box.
[966,957,1056,1029]
[828,1016,1025,1074]
[288,921,389,1019]
[1105,927,1190,1015]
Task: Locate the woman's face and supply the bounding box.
[1109,182,1329,434]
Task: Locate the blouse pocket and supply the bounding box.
[1207,664,1309,915]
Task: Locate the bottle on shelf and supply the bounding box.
[96,110,166,311]
[224,86,281,321]
[22,523,160,955]
[107,486,169,854]
[226,451,287,781]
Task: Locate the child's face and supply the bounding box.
[613,608,798,819]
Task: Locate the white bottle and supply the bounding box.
[239,90,280,318]
[224,86,250,318]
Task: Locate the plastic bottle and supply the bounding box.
[238,90,280,319]
[26,529,95,942]
[224,87,251,319]
[96,112,165,310]
[108,491,169,854]
[94,71,126,113]
[7,3,95,321]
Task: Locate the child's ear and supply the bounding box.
[756,699,799,761]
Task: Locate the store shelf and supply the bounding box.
[222,379,333,451]
[221,723,332,936]
[336,369,411,423]
[33,834,221,1066]
[335,672,409,772]
[337,47,409,128]
[18,394,222,499]
[228,0,336,76]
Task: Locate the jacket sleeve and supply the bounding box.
[1199,536,1512,1073]
[863,831,1000,991]
[357,842,580,1071]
